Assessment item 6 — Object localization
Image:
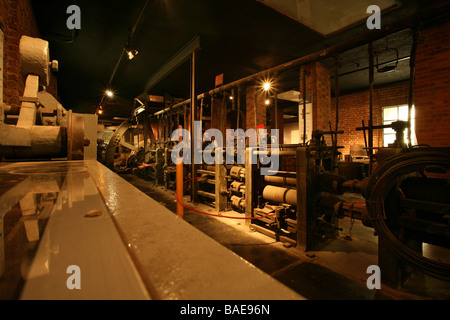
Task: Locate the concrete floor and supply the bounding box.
[120,173,450,300]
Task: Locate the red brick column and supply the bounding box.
[0,0,58,109]
[415,21,450,147]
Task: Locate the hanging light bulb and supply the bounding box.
[105,90,114,98]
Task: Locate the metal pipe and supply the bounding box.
[408,25,419,147]
[190,51,197,202]
[266,170,297,176]
[197,169,215,176]
[330,56,410,79]
[252,150,297,156]
[334,55,340,137]
[274,88,278,130]
[302,67,307,145]
[368,42,374,175]
[254,85,257,131]
[237,87,241,129]
[197,190,215,200]
[176,162,184,219]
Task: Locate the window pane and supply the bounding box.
[383,107,398,121]
[398,105,408,120]
[384,134,396,147]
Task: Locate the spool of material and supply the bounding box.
[19,36,50,86]
[262,185,297,206]
[230,166,245,180]
[264,175,297,186]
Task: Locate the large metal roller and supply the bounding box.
[19,36,51,86]
[262,185,297,206]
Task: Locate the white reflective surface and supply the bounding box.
[0,161,150,300]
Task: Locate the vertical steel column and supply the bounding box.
[254,85,257,131]
[237,87,241,129]
[244,148,253,226]
[143,110,148,180]
[215,151,227,213]
[296,146,310,251]
[274,88,278,130]
[408,26,419,147]
[190,51,197,203]
[334,55,340,140]
[302,68,307,145]
[368,42,374,175]
[177,161,184,219]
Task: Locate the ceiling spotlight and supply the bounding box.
[126,48,139,60]
[263,82,271,92]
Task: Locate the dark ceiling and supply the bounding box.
[30,0,442,120]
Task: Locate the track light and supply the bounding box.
[260,77,276,93]
[126,47,138,60]
[96,105,103,115]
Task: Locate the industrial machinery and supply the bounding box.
[100,100,181,190]
[0,36,97,161]
[244,130,362,249]
[362,147,450,288]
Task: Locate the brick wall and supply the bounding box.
[312,62,332,132]
[331,82,410,156]
[331,20,450,156]
[415,20,450,147]
[299,62,332,144]
[0,0,58,109]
